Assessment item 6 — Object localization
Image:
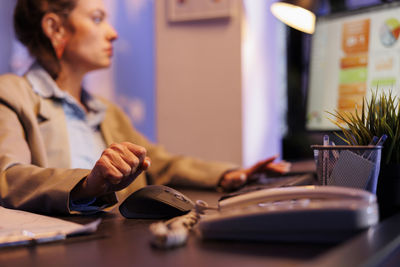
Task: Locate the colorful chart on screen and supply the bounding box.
[380,18,400,47]
[306,3,400,131]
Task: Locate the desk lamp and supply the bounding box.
[270,0,318,34]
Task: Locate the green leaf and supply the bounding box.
[326,88,400,164]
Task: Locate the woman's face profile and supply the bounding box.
[63,0,118,72]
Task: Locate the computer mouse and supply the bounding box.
[119,185,195,219]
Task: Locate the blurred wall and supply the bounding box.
[155,0,243,165]
[85,0,156,141]
[0,1,16,74]
[155,0,286,166]
[242,0,286,167]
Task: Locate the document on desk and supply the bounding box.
[0,206,101,248]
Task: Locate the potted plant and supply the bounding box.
[328,90,400,219]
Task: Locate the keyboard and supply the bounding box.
[219,173,316,201]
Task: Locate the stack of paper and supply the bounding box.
[0,206,100,247]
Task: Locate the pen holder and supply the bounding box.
[311,145,382,194]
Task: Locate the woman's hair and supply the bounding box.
[14,0,77,78]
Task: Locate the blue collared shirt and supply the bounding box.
[25,63,107,212]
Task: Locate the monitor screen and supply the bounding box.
[306,2,400,130]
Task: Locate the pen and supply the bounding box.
[366,134,388,161]
[362,136,378,159]
[370,136,379,145]
[323,135,329,146]
[322,135,329,185]
[376,134,387,146]
[330,141,339,160]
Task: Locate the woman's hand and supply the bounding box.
[71,142,151,200]
[219,155,291,191]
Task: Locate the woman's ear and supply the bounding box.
[41,13,68,59]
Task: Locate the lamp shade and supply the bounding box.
[270,0,317,34]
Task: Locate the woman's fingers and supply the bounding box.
[268,161,291,173]
[85,142,150,197]
[101,145,133,178]
[245,155,279,176]
[143,156,151,169]
[245,155,292,176]
[106,142,146,175]
[220,170,247,190]
[220,155,292,191]
[122,142,147,165]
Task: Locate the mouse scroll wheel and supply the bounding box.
[174,193,186,202]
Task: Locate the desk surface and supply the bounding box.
[1,188,400,267]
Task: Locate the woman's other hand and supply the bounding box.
[219,155,291,191]
[71,142,151,200]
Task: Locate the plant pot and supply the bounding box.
[376,164,400,219]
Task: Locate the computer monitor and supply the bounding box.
[306,2,400,131]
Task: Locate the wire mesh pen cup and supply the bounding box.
[311,145,382,194]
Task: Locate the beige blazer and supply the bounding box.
[0,74,234,214]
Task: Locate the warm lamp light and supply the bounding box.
[270,1,316,34]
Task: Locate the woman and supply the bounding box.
[0,0,289,214]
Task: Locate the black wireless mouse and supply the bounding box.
[119,185,195,219]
